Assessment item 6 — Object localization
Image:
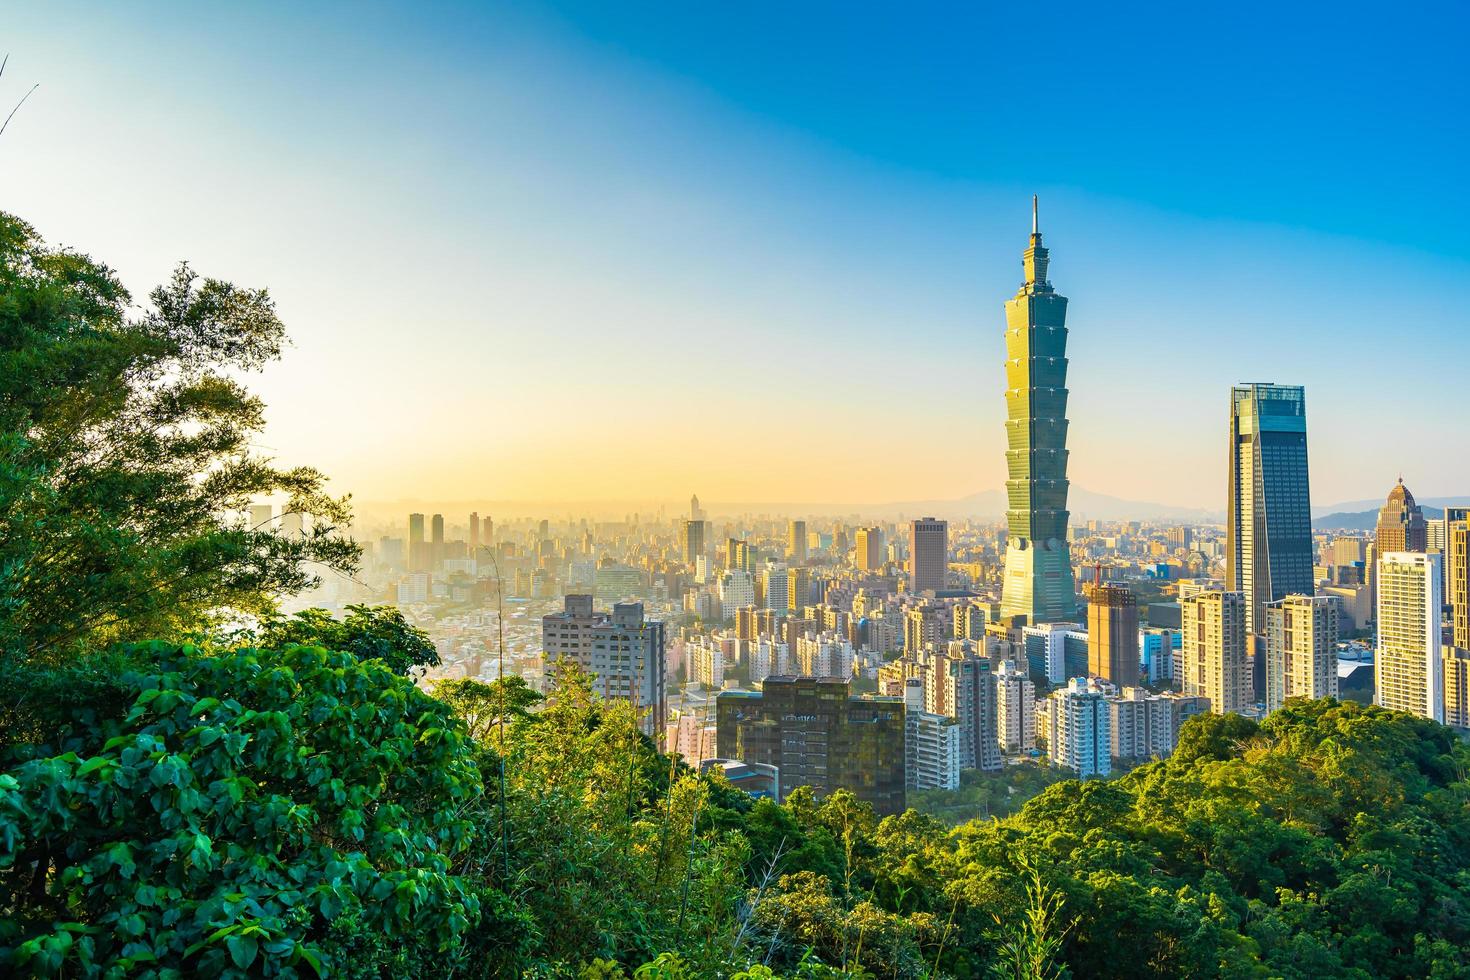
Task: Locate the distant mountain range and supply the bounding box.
[861,487,1221,524]
[1313,497,1470,531]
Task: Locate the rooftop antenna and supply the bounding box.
[1032,195,1039,236]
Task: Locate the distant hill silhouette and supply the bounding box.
[1314,496,1470,530]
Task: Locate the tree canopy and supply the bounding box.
[0,211,357,664]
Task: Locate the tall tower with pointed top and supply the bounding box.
[1000,199,1078,623]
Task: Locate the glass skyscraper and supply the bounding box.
[1226,383,1314,634]
[1000,199,1077,623]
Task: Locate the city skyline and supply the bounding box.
[4,3,1469,511]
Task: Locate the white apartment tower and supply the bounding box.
[1179,590,1250,715]
[1264,595,1339,714]
[1375,552,1444,722]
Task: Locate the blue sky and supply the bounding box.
[2,1,1466,512]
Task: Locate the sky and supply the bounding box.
[3,1,1468,515]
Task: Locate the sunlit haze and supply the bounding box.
[4,2,1468,515]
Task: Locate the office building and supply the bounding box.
[543,595,667,739]
[683,520,707,566]
[716,677,906,815]
[430,513,445,568]
[1179,590,1250,715]
[1087,583,1140,687]
[788,520,808,564]
[1000,200,1078,624]
[1375,552,1443,722]
[1140,629,1175,685]
[910,517,948,592]
[1040,678,1111,778]
[408,512,429,573]
[1226,383,1314,633]
[855,526,885,571]
[1263,595,1339,714]
[1375,479,1428,555]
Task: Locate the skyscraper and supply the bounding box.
[787,566,811,612]
[469,512,480,552]
[1000,199,1077,624]
[855,526,884,571]
[690,493,702,521]
[788,520,808,564]
[909,517,947,593]
[683,519,707,566]
[431,513,445,570]
[1375,552,1443,722]
[1264,595,1339,714]
[1226,383,1313,634]
[1040,678,1111,778]
[1086,583,1140,687]
[1375,479,1428,555]
[1179,590,1250,715]
[408,512,428,573]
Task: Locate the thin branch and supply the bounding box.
[1,83,38,139]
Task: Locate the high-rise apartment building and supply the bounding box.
[716,677,906,815]
[855,526,885,571]
[1179,590,1251,715]
[994,660,1036,753]
[762,564,789,614]
[1375,479,1428,556]
[1040,678,1111,778]
[1263,595,1339,714]
[1000,201,1078,624]
[909,518,948,593]
[726,538,754,574]
[1226,383,1313,634]
[904,601,949,655]
[1086,583,1140,687]
[1444,508,1468,649]
[787,566,811,612]
[542,595,668,738]
[1443,647,1470,731]
[906,710,962,791]
[788,520,808,564]
[937,651,1003,772]
[1108,688,1209,761]
[1375,552,1443,722]
[718,570,756,618]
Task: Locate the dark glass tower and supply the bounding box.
[1226,383,1314,633]
[1000,198,1077,623]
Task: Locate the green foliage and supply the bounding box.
[257,604,438,677]
[0,642,482,976]
[0,212,357,664]
[911,761,1074,826]
[433,675,543,742]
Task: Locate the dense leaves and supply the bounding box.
[257,604,439,677]
[0,212,357,663]
[0,642,482,976]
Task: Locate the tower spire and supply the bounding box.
[1032,194,1039,236]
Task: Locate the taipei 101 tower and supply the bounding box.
[1000,198,1078,623]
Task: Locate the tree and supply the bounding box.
[258,605,438,678]
[0,641,485,976]
[0,212,357,664]
[433,676,543,743]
